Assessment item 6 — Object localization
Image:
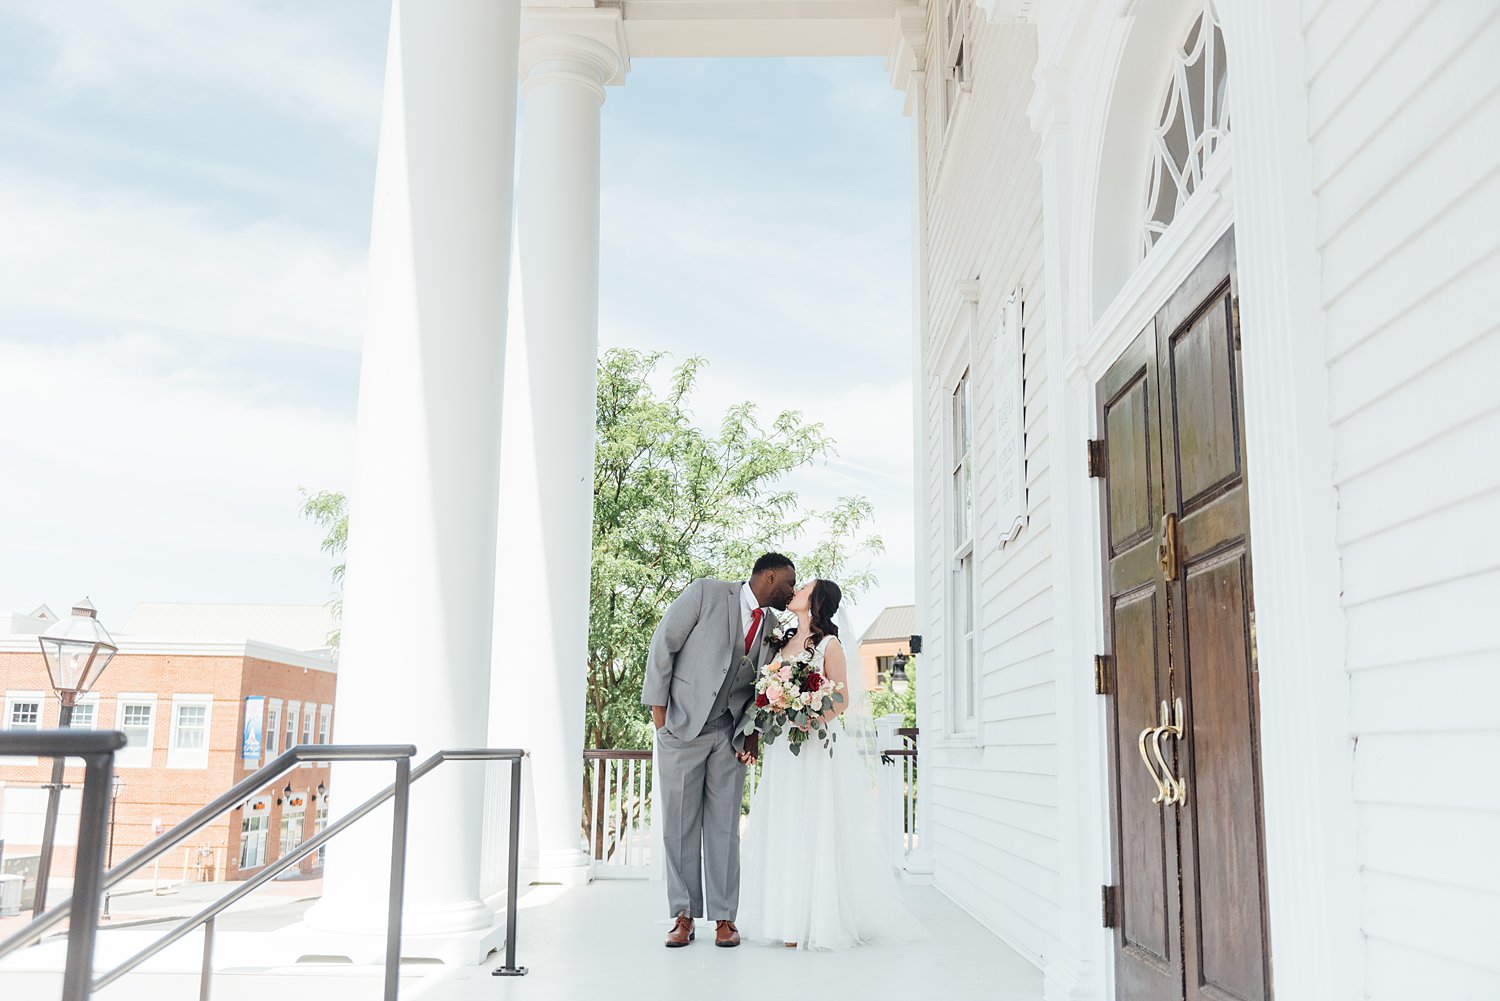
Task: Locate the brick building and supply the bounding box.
[0,603,337,885]
[857,604,915,691]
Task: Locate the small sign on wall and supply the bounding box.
[994,289,1027,547]
[241,696,264,762]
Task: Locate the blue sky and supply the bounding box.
[0,3,914,638]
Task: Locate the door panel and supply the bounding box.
[1101,326,1182,1001]
[1165,292,1241,509]
[1106,374,1155,555]
[1157,231,1271,1001]
[1180,549,1264,1001]
[1102,229,1271,1001]
[1113,585,1172,966]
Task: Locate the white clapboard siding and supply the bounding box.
[1303,0,1500,995]
[916,11,1062,967]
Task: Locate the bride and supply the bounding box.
[736,578,918,950]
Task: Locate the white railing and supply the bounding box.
[876,715,926,876]
[582,750,658,879]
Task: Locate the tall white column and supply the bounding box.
[306,0,520,949]
[489,22,624,885]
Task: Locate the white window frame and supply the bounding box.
[938,283,983,744]
[4,691,46,765]
[167,695,213,769]
[278,793,307,871]
[239,798,271,871]
[116,694,158,769]
[284,701,300,754]
[299,703,317,769]
[948,368,980,738]
[314,797,329,867]
[938,0,975,136]
[264,699,282,759]
[318,704,332,744]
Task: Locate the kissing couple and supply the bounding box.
[642,552,915,951]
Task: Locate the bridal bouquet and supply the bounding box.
[741,634,846,757]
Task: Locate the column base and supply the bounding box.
[523,847,593,887]
[304,895,495,940]
[293,899,504,966]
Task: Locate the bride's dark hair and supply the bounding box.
[806,579,843,646]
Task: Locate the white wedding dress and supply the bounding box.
[737,634,918,950]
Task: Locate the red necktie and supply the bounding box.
[744,607,764,654]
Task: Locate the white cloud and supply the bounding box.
[0,173,368,351]
[9,1,385,140]
[0,333,355,617]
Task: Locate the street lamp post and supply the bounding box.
[32,598,117,918]
[101,776,125,920]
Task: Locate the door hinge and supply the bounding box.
[1093,654,1112,696]
[1087,439,1107,479]
[1102,884,1119,928]
[1231,294,1241,350]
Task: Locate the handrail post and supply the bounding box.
[383,755,411,1001]
[198,916,216,1001]
[62,745,113,1001]
[493,755,527,977]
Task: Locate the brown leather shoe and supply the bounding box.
[715,920,740,948]
[665,912,695,948]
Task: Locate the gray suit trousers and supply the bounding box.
[655,712,746,920]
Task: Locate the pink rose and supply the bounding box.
[765,682,784,705]
[778,664,793,682]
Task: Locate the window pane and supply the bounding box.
[69,704,96,729]
[302,712,314,745]
[285,710,297,750]
[122,704,152,747]
[174,704,207,750]
[266,709,280,756]
[10,701,40,729]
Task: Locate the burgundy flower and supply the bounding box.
[807,673,824,692]
[755,693,770,708]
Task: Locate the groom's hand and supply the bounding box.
[737,734,759,765]
[651,705,666,730]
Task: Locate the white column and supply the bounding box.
[306,0,521,947]
[489,23,623,885]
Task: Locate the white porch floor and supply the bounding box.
[0,878,1043,1001]
[431,879,1044,1001]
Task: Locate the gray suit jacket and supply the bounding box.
[642,578,776,746]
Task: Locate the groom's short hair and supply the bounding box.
[752,552,795,576]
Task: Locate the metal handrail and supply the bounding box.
[0,741,530,1000]
[0,730,126,1001]
[0,744,416,963]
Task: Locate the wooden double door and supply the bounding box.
[1098,230,1272,1001]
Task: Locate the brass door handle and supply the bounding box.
[1151,697,1188,806]
[1159,512,1180,581]
[1137,714,1170,804]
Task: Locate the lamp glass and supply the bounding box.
[38,601,117,698]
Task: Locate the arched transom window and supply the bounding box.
[1143,0,1229,255]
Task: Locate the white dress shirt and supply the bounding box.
[741,580,764,636]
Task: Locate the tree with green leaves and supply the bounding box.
[589,348,882,751]
[300,347,884,751]
[299,488,346,649]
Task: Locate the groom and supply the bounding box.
[643,552,797,948]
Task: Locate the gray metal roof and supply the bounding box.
[859,604,916,644]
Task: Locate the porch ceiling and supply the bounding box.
[526,0,908,58]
